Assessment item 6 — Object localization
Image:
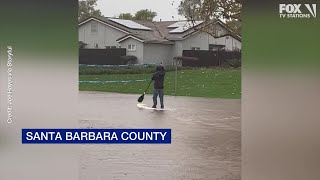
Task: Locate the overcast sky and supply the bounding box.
[97,0,186,21]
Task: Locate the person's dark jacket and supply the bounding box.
[152,66,165,89]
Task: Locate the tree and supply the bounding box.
[226,19,241,34]
[79,0,102,21]
[178,0,242,35]
[134,9,157,21]
[178,0,203,21]
[118,13,134,20]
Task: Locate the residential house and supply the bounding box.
[79,16,241,66]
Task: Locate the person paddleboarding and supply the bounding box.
[151,64,165,109]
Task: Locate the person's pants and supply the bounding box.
[153,89,164,107]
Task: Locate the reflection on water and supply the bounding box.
[79,92,240,180]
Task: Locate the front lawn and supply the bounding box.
[79,68,241,99]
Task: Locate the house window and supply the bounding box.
[191,47,200,50]
[91,22,98,33]
[128,44,136,51]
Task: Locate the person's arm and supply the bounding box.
[151,73,156,80]
[158,71,165,76]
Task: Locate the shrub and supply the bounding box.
[222,58,241,68]
[120,56,137,64]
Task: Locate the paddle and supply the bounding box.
[137,80,153,103]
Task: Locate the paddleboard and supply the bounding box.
[137,103,166,111]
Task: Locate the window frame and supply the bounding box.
[127,44,136,51]
[91,22,98,33]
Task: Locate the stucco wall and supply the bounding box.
[230,37,241,51]
[181,31,210,51]
[173,41,183,57]
[179,30,242,53]
[143,43,174,66]
[214,23,229,37]
[178,23,241,52]
[78,20,127,49]
[120,39,144,64]
[209,35,241,51]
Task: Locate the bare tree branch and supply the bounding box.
[177,0,242,35]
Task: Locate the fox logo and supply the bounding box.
[279,4,317,18]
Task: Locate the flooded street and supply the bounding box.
[79,92,241,180]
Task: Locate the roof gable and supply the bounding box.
[116,34,145,43]
[79,16,241,43]
[168,21,203,33]
[180,20,242,42]
[79,17,131,34]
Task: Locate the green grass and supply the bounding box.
[79,65,184,75]
[79,68,241,99]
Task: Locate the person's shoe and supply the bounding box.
[161,105,164,109]
[152,105,156,108]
